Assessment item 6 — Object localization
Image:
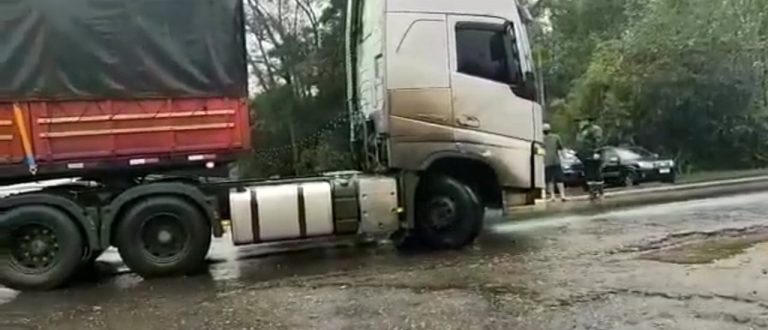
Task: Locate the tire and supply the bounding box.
[0,205,84,291]
[86,249,105,264]
[114,196,211,278]
[414,175,484,249]
[391,230,425,252]
[73,249,112,282]
[78,249,104,271]
[621,170,638,187]
[662,172,677,184]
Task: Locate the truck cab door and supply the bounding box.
[448,15,537,141]
[447,15,543,188]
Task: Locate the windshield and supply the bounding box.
[629,147,654,158]
[614,148,644,160]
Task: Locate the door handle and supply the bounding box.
[456,115,480,128]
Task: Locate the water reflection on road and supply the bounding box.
[4,192,768,329]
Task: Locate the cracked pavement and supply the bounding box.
[3,192,768,329]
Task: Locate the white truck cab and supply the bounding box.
[348,0,545,210]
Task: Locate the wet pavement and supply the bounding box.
[4,192,768,329]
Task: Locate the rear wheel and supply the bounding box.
[115,197,211,278]
[78,249,104,270]
[0,206,84,291]
[414,175,484,249]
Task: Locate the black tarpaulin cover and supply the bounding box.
[0,0,247,101]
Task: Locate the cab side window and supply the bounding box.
[456,24,521,85]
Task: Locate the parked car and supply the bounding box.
[560,149,585,187]
[599,146,676,186]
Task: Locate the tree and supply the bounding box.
[559,0,768,170]
[241,0,351,178]
[533,0,768,170]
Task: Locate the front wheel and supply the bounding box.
[414,175,484,249]
[662,172,677,184]
[621,171,638,187]
[0,206,84,291]
[115,196,211,278]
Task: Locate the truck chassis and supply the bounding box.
[0,170,485,291]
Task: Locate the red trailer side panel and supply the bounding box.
[0,108,23,165]
[0,97,250,181]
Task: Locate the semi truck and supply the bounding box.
[0,0,543,291]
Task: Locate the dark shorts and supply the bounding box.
[581,158,604,183]
[545,165,564,183]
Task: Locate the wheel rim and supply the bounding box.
[427,196,458,231]
[624,175,634,186]
[10,224,60,273]
[139,213,188,264]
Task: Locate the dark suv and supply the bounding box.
[600,146,676,186]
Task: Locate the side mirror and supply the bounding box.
[505,22,517,41]
[652,153,659,159]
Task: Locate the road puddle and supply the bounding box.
[639,229,768,264]
[0,288,18,305]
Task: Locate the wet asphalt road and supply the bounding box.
[4,192,768,329]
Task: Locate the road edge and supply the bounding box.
[507,175,768,219]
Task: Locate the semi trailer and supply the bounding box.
[0,0,544,291]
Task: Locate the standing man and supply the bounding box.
[543,123,567,201]
[576,117,605,198]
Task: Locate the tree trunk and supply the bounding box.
[288,119,299,176]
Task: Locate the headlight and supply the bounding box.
[638,161,654,169]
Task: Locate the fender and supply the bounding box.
[0,193,99,250]
[100,182,220,249]
[418,151,506,208]
[418,150,492,171]
[420,147,527,189]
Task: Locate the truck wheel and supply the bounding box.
[87,249,105,263]
[415,175,484,249]
[0,206,84,291]
[78,249,104,271]
[115,197,211,278]
[391,230,424,252]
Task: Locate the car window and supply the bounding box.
[630,147,654,158]
[601,149,617,159]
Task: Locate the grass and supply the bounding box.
[677,168,768,184]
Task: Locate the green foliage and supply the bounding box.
[242,0,351,178]
[537,0,768,171]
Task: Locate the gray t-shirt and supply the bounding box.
[544,133,563,166]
